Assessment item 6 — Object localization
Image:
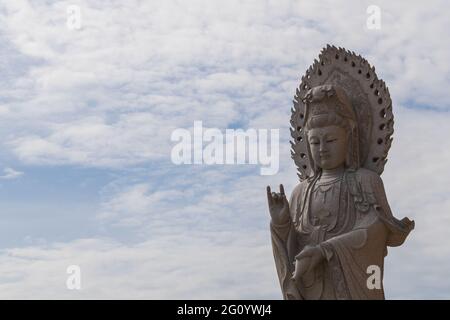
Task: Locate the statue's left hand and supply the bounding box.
[292,245,324,282]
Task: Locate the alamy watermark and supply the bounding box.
[366,5,381,30]
[366,265,381,290]
[171,121,279,175]
[66,265,81,290]
[66,5,82,30]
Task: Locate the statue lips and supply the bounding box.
[319,153,331,166]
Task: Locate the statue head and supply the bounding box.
[303,85,360,174]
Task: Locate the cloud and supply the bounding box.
[0,0,448,168]
[0,167,24,179]
[0,234,280,299]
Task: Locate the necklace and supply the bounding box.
[314,171,343,203]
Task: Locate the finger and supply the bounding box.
[295,250,305,259]
[292,262,301,281]
[298,259,310,276]
[295,249,312,260]
[306,256,318,274]
[279,185,289,206]
[306,253,322,274]
[280,184,285,196]
[293,258,309,281]
[266,186,273,206]
[272,192,279,202]
[295,252,306,261]
[282,193,289,205]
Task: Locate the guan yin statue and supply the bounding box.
[267,45,415,300]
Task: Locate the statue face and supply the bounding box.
[307,125,348,170]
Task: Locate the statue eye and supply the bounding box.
[326,138,337,143]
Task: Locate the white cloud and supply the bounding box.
[0,0,447,167]
[0,167,24,179]
[0,234,279,299]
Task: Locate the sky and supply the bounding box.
[0,0,449,299]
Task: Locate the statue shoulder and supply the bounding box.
[345,168,384,212]
[352,167,383,186]
[290,180,308,202]
[289,180,308,220]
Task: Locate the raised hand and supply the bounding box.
[267,184,290,225]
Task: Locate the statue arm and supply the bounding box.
[270,184,304,299]
[368,171,415,247]
[270,220,303,299]
[309,170,414,299]
[320,170,414,251]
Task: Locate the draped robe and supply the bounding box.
[270,167,414,300]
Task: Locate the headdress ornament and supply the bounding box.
[290,45,394,180]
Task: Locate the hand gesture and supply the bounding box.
[267,184,290,225]
[292,245,325,283]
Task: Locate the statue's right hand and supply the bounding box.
[292,256,310,284]
[267,184,290,225]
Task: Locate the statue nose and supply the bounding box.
[319,145,327,153]
[319,148,329,157]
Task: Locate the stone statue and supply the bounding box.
[267,45,415,300]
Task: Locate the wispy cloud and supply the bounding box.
[0,167,24,179]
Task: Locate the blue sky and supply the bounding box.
[0,0,449,299]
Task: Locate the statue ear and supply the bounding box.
[305,132,320,175]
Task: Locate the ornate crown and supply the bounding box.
[290,45,394,181]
